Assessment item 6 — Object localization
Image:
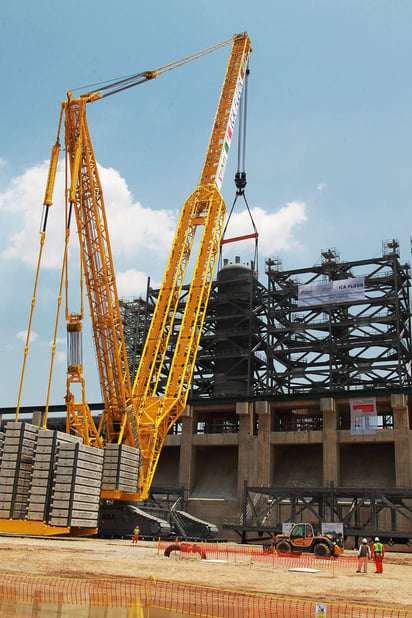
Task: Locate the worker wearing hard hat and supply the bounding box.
[371,537,385,573]
[132,525,140,544]
[356,538,371,573]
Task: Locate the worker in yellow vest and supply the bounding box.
[132,525,140,544]
[371,537,385,573]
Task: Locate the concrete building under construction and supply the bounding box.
[120,239,412,546]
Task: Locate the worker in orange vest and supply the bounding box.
[371,537,385,573]
[132,525,140,544]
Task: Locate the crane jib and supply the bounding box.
[216,55,248,191]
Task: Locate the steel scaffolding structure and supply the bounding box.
[224,482,412,546]
[120,266,269,399]
[119,240,412,399]
[266,240,412,394]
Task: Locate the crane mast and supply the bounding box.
[131,33,251,498]
[64,94,134,447]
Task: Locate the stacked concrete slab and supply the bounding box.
[0,422,39,519]
[27,429,82,522]
[102,443,141,494]
[48,442,104,528]
[0,431,5,468]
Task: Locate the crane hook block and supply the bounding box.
[235,171,247,194]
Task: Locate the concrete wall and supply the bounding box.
[272,444,323,486]
[191,446,238,499]
[159,393,411,539]
[154,446,180,485]
[339,443,395,487]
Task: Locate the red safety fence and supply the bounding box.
[157,539,358,572]
[0,574,410,618]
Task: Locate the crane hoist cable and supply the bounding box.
[70,37,233,101]
[219,65,259,275]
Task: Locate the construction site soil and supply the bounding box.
[0,535,411,611]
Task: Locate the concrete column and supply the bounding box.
[236,402,252,501]
[32,410,45,427]
[321,397,338,486]
[256,401,271,487]
[391,394,411,487]
[178,405,196,490]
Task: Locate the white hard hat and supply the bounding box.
[362,538,367,543]
[374,537,379,542]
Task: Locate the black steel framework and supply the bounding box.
[266,240,412,394]
[119,268,269,399]
[120,240,412,398]
[223,483,412,546]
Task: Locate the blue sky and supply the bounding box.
[1,1,411,408]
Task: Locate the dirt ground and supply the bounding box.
[0,535,411,611]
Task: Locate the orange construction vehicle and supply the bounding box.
[270,523,344,558]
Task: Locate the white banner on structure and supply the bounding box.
[297,277,365,307]
[350,398,378,435]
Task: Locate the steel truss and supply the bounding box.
[120,241,411,398]
[119,285,157,384]
[266,241,412,394]
[224,483,412,546]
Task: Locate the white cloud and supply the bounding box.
[223,201,307,258]
[317,183,327,192]
[0,161,177,270]
[116,268,161,298]
[101,167,177,255]
[0,163,308,289]
[16,330,38,343]
[55,351,66,363]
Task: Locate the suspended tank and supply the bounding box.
[213,257,258,396]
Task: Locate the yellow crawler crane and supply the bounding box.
[132,33,251,499]
[14,33,251,510]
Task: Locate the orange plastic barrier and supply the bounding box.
[157,540,358,571]
[0,574,410,618]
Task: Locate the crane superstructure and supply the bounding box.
[19,33,251,504]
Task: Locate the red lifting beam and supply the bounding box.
[220,232,258,245]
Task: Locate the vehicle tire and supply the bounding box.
[276,540,291,554]
[314,542,331,557]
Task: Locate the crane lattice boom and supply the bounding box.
[36,32,251,502]
[131,33,251,498]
